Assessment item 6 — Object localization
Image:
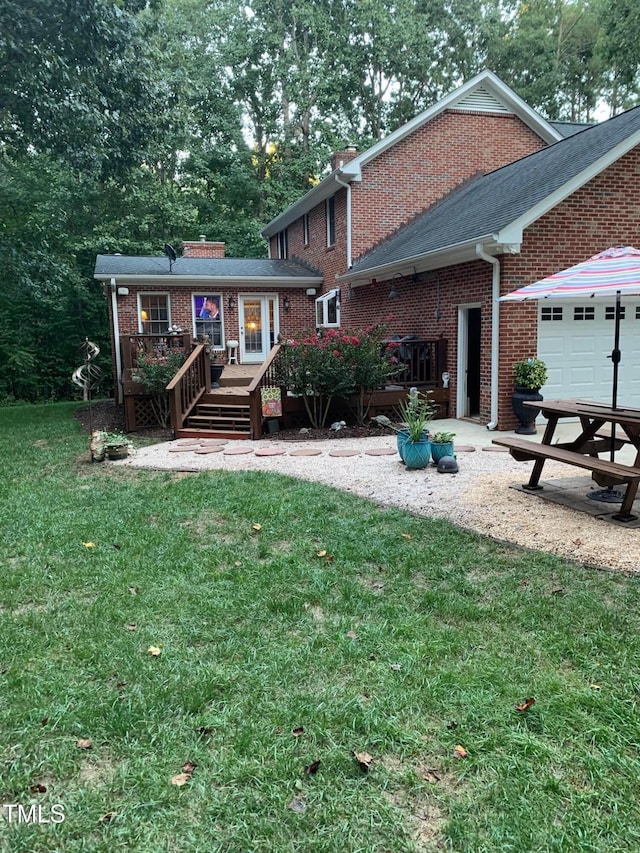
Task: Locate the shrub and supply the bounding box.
[132,349,186,428]
[514,357,547,390]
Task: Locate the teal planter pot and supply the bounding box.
[431,441,454,464]
[402,439,432,470]
[396,430,410,462]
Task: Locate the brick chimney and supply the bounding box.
[330,145,359,172]
[182,236,225,258]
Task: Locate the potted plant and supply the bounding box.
[512,357,547,434]
[198,334,225,388]
[91,431,133,461]
[430,430,455,464]
[394,389,437,469]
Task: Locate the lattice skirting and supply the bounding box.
[125,395,161,431]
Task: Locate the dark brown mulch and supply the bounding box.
[73,399,392,443]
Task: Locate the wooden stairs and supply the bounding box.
[176,373,254,440]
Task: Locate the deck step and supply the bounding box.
[184,397,252,435]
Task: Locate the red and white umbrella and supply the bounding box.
[501,246,640,410]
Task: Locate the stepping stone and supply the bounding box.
[482,445,509,452]
[328,449,361,457]
[193,446,225,454]
[365,447,396,456]
[198,439,228,446]
[289,448,322,457]
[176,438,200,446]
[223,446,254,455]
[454,445,476,452]
[169,446,198,452]
[255,447,286,456]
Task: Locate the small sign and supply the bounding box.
[261,387,282,417]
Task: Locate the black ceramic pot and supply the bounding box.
[210,363,224,388]
[512,386,543,434]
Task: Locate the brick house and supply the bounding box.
[96,69,640,430]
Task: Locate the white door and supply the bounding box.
[537,299,640,408]
[239,295,278,363]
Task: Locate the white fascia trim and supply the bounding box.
[336,236,502,284]
[94,274,324,286]
[261,169,361,238]
[498,128,640,240]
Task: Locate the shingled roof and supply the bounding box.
[342,103,640,279]
[94,255,322,281]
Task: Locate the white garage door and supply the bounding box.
[537,299,640,408]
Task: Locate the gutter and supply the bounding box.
[110,278,123,404]
[475,244,500,429]
[333,173,352,269]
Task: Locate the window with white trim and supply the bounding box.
[573,306,595,320]
[315,288,340,328]
[278,228,288,259]
[605,305,625,320]
[326,197,335,247]
[139,294,170,334]
[541,306,563,321]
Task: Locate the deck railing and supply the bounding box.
[384,337,448,388]
[120,333,192,370]
[166,344,209,435]
[247,344,282,438]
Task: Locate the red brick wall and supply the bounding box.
[351,111,546,261]
[181,240,225,258]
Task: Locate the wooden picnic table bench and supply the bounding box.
[492,399,640,522]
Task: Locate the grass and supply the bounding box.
[1,402,640,852]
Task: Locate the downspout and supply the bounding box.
[334,173,352,269]
[475,244,500,429]
[110,278,123,405]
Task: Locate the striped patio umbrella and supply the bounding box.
[500,246,640,411]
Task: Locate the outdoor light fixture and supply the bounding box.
[388,274,402,300]
[283,295,291,311]
[228,295,236,310]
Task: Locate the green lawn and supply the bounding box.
[2,403,640,852]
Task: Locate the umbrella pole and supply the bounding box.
[588,290,625,504]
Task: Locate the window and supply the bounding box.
[541,306,563,321]
[605,305,625,320]
[315,288,340,328]
[139,294,169,334]
[278,229,288,259]
[573,306,595,320]
[193,294,223,347]
[302,213,310,246]
[326,196,335,247]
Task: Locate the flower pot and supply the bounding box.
[210,363,224,388]
[512,387,543,435]
[397,430,429,463]
[402,438,431,470]
[431,441,454,463]
[106,445,129,460]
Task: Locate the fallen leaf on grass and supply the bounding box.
[446,720,458,730]
[196,726,213,736]
[590,684,601,691]
[252,523,262,532]
[128,586,139,596]
[287,796,306,813]
[420,768,441,783]
[453,745,467,759]
[515,697,536,713]
[98,812,115,823]
[551,587,565,596]
[112,543,121,550]
[234,561,242,567]
[346,631,358,640]
[147,645,163,657]
[125,624,137,631]
[304,760,321,775]
[170,772,191,787]
[401,533,413,540]
[316,550,327,558]
[40,717,48,727]
[30,783,47,794]
[82,542,96,549]
[292,726,305,737]
[389,663,402,671]
[76,738,93,750]
[182,760,197,775]
[354,751,374,771]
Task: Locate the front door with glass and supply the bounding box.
[239,295,278,363]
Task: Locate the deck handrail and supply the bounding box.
[166,344,209,434]
[247,344,282,437]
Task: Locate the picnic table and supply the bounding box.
[492,399,640,522]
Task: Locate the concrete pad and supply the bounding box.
[289,448,322,457]
[223,446,254,455]
[255,447,287,456]
[365,448,397,456]
[329,449,361,457]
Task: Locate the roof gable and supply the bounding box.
[341,104,640,279]
[262,70,561,238]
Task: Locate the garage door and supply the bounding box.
[537,299,640,408]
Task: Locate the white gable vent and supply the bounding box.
[454,86,512,114]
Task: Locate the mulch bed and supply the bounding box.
[73,400,394,443]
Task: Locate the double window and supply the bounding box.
[194,295,223,348]
[139,294,170,334]
[315,288,340,328]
